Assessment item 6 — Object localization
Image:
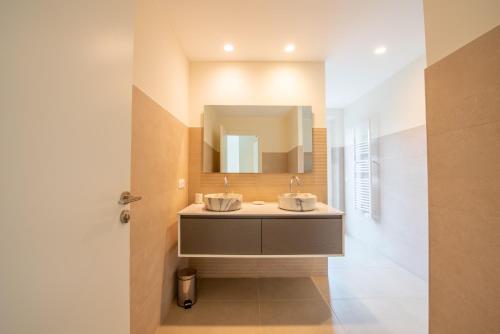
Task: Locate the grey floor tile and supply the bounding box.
[164,300,259,326]
[258,277,324,301]
[198,278,259,301]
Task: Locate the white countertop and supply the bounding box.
[178,202,344,217]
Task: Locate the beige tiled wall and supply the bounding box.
[426,25,500,334]
[130,86,189,333]
[189,257,329,278]
[188,128,328,277]
[189,128,327,203]
[261,152,288,173]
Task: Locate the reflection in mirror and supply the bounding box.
[203,105,313,173]
[223,135,259,173]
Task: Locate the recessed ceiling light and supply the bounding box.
[374,46,387,55]
[223,43,235,52]
[284,43,296,53]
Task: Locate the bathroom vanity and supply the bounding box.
[178,202,344,257]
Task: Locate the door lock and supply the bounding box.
[120,209,131,224]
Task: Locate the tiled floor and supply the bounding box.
[319,237,428,334]
[159,237,428,334]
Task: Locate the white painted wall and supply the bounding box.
[343,55,428,279]
[424,0,500,65]
[189,62,326,128]
[344,56,427,139]
[218,115,289,152]
[133,0,189,125]
[0,1,133,333]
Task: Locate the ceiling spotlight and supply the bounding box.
[223,43,235,52]
[284,43,296,53]
[374,46,387,55]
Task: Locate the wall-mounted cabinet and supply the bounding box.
[180,218,261,255]
[178,203,344,257]
[262,218,342,255]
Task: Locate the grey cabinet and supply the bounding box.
[262,218,343,255]
[179,216,343,256]
[180,218,261,255]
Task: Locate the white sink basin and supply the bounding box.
[204,193,243,212]
[278,193,317,211]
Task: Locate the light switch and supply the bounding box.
[178,178,186,189]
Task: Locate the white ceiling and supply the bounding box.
[163,0,426,108]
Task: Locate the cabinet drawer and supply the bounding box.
[180,218,261,255]
[262,218,343,255]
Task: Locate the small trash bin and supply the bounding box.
[177,268,197,309]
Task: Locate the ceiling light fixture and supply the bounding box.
[284,43,296,53]
[223,43,235,52]
[374,46,387,55]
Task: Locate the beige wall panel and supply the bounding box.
[262,152,289,173]
[189,258,328,278]
[130,87,189,332]
[426,25,500,334]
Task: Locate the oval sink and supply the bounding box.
[278,193,317,211]
[204,193,243,212]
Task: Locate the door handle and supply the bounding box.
[118,191,142,205]
[118,191,141,224]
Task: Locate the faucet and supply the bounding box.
[289,176,301,193]
[223,175,230,193]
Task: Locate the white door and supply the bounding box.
[0,1,133,333]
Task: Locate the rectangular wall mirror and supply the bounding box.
[203,105,313,173]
